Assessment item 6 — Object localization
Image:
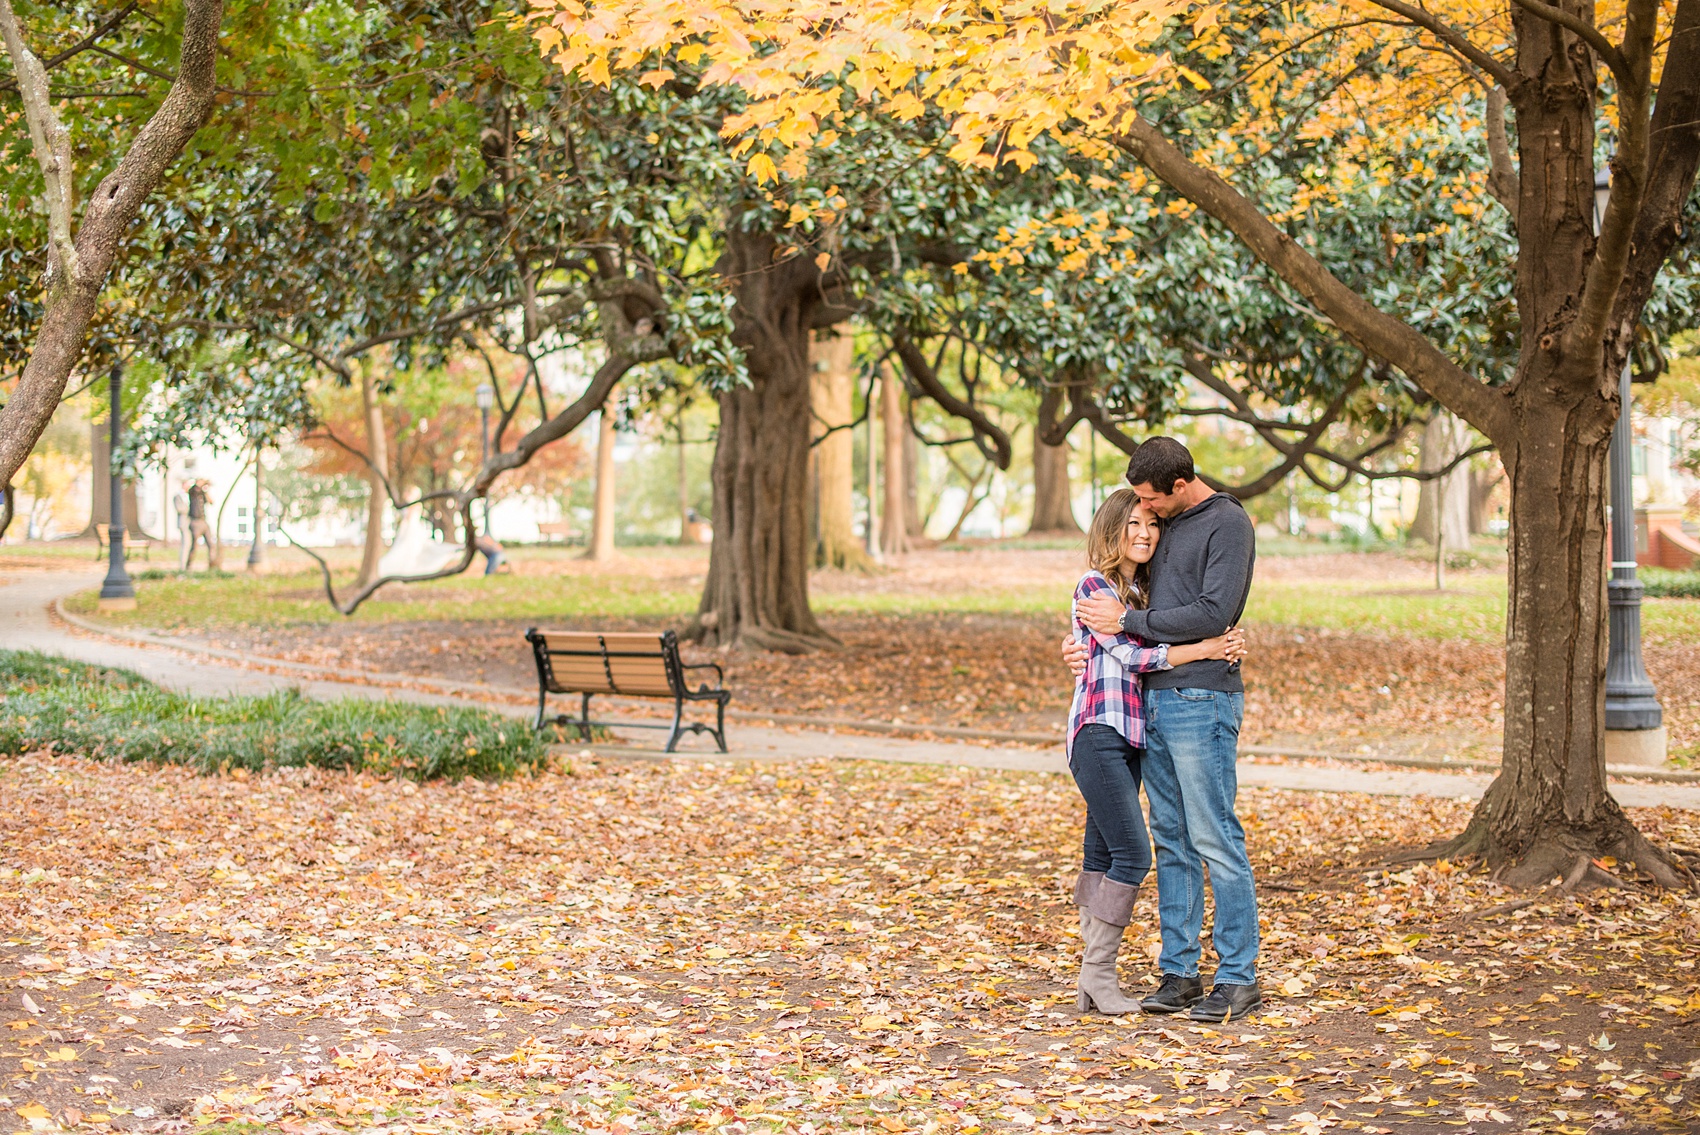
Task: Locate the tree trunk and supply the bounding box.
[809,327,871,569]
[1431,392,1683,888]
[692,227,841,652]
[1469,462,1504,535]
[880,364,910,556]
[1029,388,1081,534]
[354,364,390,591]
[587,401,617,561]
[903,422,924,540]
[676,414,700,545]
[1412,412,1471,552]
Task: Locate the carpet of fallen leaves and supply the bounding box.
[3,752,1698,1135]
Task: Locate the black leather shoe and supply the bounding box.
[1140,973,1205,1015]
[1189,982,1262,1023]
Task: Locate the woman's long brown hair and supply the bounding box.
[1085,488,1150,610]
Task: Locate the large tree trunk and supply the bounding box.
[1434,391,1682,887]
[354,365,390,591]
[587,401,617,561]
[86,420,150,540]
[1412,412,1471,551]
[1425,8,1690,889]
[1030,385,1082,535]
[880,364,911,556]
[809,327,871,570]
[692,227,841,652]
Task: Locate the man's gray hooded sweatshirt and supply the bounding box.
[1119,492,1255,694]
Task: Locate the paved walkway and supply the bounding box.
[5,567,1697,809]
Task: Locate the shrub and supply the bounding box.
[1641,568,1700,599]
[0,650,544,780]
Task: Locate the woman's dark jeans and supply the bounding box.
[1070,723,1152,888]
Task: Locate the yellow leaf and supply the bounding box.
[702,946,731,959]
[15,1105,50,1121]
[814,252,832,271]
[746,154,778,184]
[639,68,676,89]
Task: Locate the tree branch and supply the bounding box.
[1114,115,1511,445]
[1508,0,1630,84]
[1361,0,1518,87]
[1616,0,1700,336]
[0,0,225,493]
[1485,85,1520,224]
[0,2,138,96]
[0,0,80,293]
[891,332,1013,469]
[1564,0,1659,370]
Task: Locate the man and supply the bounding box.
[1062,436,1260,1023]
[185,479,217,571]
[173,488,191,570]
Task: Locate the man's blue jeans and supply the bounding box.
[1141,687,1259,986]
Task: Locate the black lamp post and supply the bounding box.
[246,424,266,572]
[98,362,136,610]
[475,383,494,535]
[1595,171,1664,750]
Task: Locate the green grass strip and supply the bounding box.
[0,650,544,780]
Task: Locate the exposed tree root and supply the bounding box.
[681,614,841,655]
[1386,802,1695,893]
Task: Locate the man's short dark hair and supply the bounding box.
[1125,436,1196,491]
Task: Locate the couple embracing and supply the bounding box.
[1060,436,1262,1024]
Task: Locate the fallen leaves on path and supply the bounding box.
[3,752,1697,1133]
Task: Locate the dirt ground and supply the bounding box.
[3,752,1697,1134]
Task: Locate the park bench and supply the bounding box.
[525,628,730,752]
[93,524,150,561]
[536,520,581,544]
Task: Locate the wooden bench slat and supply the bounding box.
[606,655,673,696]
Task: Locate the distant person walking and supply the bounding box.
[173,489,191,569]
[1065,436,1261,1023]
[1065,488,1244,1014]
[184,480,217,570]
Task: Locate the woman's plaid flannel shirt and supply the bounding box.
[1066,571,1172,761]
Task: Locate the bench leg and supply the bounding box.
[579,692,593,742]
[713,696,729,753]
[664,697,685,753]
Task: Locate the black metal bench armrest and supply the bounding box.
[680,661,725,686]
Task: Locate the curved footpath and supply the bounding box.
[4,567,1697,809]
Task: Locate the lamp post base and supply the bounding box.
[1604,726,1669,769]
[97,595,138,612]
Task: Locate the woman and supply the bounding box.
[1068,488,1245,1014]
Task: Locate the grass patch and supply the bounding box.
[0,650,544,779]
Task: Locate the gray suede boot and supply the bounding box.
[1075,878,1142,1015]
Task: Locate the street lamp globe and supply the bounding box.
[475,383,495,411]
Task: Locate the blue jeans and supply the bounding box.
[1069,724,1152,888]
[1141,688,1259,986]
